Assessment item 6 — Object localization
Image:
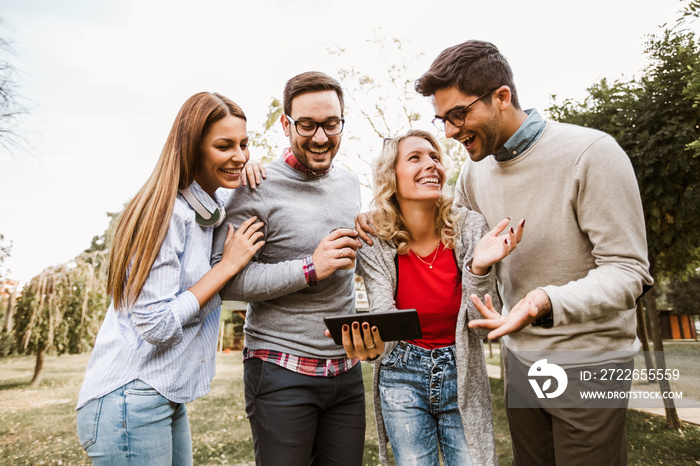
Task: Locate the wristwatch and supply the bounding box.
[531,311,553,328]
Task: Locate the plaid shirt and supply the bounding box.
[243,149,357,377]
[243,348,358,377]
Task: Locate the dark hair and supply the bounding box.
[415,40,520,110]
[283,71,344,116]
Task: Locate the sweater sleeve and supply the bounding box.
[543,135,653,325]
[356,237,399,313]
[212,185,309,303]
[455,208,502,340]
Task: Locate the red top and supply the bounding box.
[396,243,462,349]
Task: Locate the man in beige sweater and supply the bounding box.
[414,40,653,465]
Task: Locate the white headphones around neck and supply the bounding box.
[179,188,226,228]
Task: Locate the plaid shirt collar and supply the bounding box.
[282,147,332,176]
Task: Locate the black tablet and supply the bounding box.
[324,309,422,345]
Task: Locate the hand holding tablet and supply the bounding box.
[324,309,422,345]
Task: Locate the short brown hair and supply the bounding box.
[415,40,521,110]
[283,71,344,116]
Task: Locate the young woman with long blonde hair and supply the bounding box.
[346,129,524,465]
[76,92,264,465]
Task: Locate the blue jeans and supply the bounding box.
[379,342,473,466]
[76,379,193,465]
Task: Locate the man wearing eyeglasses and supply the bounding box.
[212,71,365,465]
[357,41,653,465]
[417,40,653,466]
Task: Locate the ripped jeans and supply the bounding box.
[378,342,473,466]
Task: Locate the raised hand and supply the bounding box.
[471,218,525,275]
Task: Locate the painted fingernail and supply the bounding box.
[343,324,349,332]
[362,322,369,329]
[510,227,514,234]
[521,219,526,227]
[353,322,359,330]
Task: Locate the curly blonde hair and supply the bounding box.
[370,129,459,254]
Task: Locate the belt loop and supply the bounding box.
[402,341,411,364]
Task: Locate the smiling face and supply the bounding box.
[432,86,504,162]
[395,136,446,205]
[195,115,249,196]
[281,90,343,173]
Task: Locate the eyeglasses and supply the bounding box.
[286,115,345,137]
[431,88,500,132]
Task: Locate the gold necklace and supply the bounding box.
[409,244,441,269]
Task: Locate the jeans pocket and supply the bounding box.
[125,379,160,396]
[76,397,103,451]
[380,346,403,369]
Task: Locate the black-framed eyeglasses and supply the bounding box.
[431,87,500,132]
[286,115,345,137]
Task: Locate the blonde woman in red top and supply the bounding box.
[340,129,524,465]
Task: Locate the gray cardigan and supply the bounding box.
[356,206,499,466]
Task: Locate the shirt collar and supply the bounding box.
[188,179,224,211]
[494,109,546,162]
[282,147,332,176]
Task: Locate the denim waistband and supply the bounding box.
[397,341,456,363]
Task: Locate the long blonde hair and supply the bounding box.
[108,92,246,311]
[370,129,458,254]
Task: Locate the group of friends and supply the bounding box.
[74,40,653,466]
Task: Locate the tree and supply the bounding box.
[12,250,109,386]
[0,36,27,154]
[547,12,700,428]
[667,269,700,315]
[10,212,117,386]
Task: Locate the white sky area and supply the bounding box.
[0,0,694,286]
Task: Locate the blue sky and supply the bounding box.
[0,0,693,286]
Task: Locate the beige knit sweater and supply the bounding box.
[456,120,653,365]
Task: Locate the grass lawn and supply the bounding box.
[0,351,699,465]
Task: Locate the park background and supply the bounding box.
[1,0,700,464]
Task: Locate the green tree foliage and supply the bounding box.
[248,97,284,164]
[13,250,109,385]
[667,270,700,315]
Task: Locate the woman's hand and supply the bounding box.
[241,160,267,189]
[324,321,385,361]
[219,216,265,277]
[471,218,525,275]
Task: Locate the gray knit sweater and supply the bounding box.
[356,206,499,466]
[212,157,361,358]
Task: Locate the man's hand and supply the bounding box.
[312,228,361,280]
[354,212,375,246]
[468,289,552,340]
[241,160,267,188]
[324,321,385,361]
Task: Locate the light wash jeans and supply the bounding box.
[76,379,193,465]
[379,342,473,466]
